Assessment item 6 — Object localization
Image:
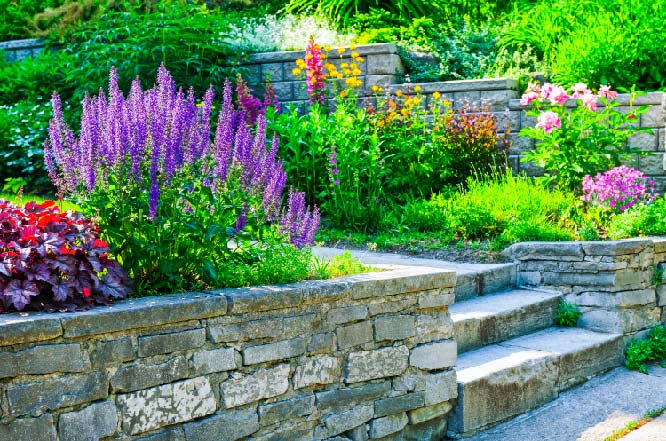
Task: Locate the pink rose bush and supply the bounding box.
[518,81,649,190]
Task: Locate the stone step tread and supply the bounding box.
[450,288,561,317]
[456,327,623,383]
[450,288,562,353]
[450,328,624,436]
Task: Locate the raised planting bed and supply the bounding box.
[0,264,458,441]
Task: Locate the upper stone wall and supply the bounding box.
[0,264,458,441]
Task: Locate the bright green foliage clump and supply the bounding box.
[625,326,666,374]
[554,301,582,327]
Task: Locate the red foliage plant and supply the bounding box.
[0,199,132,313]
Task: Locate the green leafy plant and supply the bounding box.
[554,300,582,327]
[626,326,666,374]
[520,82,649,190]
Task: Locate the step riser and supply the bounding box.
[455,297,560,353]
[455,265,516,302]
[449,331,624,437]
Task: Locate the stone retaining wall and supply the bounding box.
[504,238,666,338]
[0,265,457,441]
[0,38,46,62]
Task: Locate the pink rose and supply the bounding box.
[536,111,561,133]
[581,92,598,111]
[520,91,539,106]
[541,83,569,105]
[571,82,591,98]
[598,85,618,101]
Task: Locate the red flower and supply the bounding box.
[83,287,91,298]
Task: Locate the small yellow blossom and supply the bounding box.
[350,44,357,50]
[378,87,384,92]
[292,68,302,76]
[371,85,379,92]
[396,90,403,97]
[350,63,357,70]
[344,69,352,76]
[325,63,336,71]
[324,45,331,52]
[341,62,349,68]
[355,57,364,63]
[336,72,344,79]
[413,97,421,105]
[443,99,451,107]
[351,51,360,59]
[401,108,409,116]
[433,91,441,99]
[296,59,306,68]
[414,85,422,92]
[337,48,345,54]
[352,68,362,76]
[305,53,313,60]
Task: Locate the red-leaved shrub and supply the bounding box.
[0,199,132,313]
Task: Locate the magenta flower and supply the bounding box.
[582,166,656,211]
[535,111,561,133]
[305,36,326,105]
[546,84,570,105]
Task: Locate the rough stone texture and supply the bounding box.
[117,376,217,435]
[316,382,391,413]
[375,392,426,417]
[345,345,409,383]
[243,337,305,365]
[259,395,315,426]
[90,336,136,366]
[6,371,108,416]
[374,315,416,341]
[138,328,206,357]
[0,315,62,347]
[308,332,336,353]
[0,415,57,441]
[328,305,368,326]
[294,355,340,389]
[409,340,457,370]
[0,343,88,378]
[315,405,375,439]
[111,356,189,393]
[192,347,236,374]
[450,345,559,436]
[425,370,458,405]
[220,364,290,408]
[408,402,453,425]
[183,408,259,441]
[58,401,118,441]
[369,413,409,438]
[337,321,373,349]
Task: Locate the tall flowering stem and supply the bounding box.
[305,36,326,105]
[44,66,319,293]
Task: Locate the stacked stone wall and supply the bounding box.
[505,238,666,338]
[0,265,458,441]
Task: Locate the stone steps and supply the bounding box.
[447,327,624,438]
[450,288,562,353]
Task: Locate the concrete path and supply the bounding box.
[463,366,666,441]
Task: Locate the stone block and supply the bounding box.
[243,337,305,365]
[542,271,616,287]
[349,268,455,300]
[308,332,336,354]
[337,321,373,349]
[657,284,666,306]
[409,340,457,370]
[6,371,108,416]
[220,363,290,408]
[374,315,416,342]
[208,317,284,343]
[368,413,409,438]
[315,405,374,439]
[505,242,584,261]
[628,130,658,151]
[58,401,118,441]
[133,427,185,441]
[567,289,656,308]
[192,347,236,375]
[639,153,665,175]
[0,343,89,379]
[111,356,188,393]
[272,82,293,101]
[262,62,284,81]
[581,239,652,256]
[117,376,217,435]
[415,312,454,343]
[316,382,391,413]
[0,315,62,347]
[425,370,457,405]
[417,288,455,309]
[245,64,262,85]
[579,308,661,334]
[345,345,409,383]
[90,336,136,366]
[183,408,259,441]
[294,355,340,389]
[347,424,369,441]
[138,328,206,357]
[284,313,322,337]
[641,105,664,128]
[374,392,425,417]
[259,395,315,426]
[225,285,302,314]
[365,75,398,91]
[368,297,417,316]
[328,305,368,326]
[408,401,452,425]
[366,54,404,75]
[60,293,227,337]
[0,415,56,441]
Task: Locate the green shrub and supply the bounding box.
[607,198,666,239]
[399,196,452,233]
[0,0,68,40]
[554,300,582,327]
